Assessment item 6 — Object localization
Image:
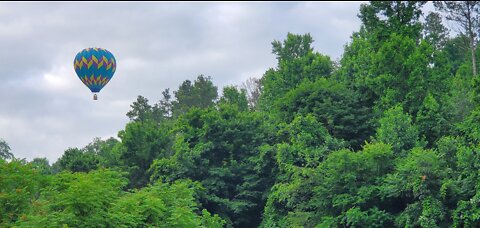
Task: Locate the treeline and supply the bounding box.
[2,1,480,227]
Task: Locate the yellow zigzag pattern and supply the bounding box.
[74,56,115,70]
[81,75,109,86]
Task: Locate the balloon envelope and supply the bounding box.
[74,48,116,93]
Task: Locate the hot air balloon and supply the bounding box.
[74,48,116,100]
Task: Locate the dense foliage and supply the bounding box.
[2,1,480,227]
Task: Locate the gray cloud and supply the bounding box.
[0,2,365,163]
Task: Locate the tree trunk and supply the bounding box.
[472,38,477,77]
[467,3,478,77]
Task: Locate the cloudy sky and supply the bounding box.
[0,2,406,163]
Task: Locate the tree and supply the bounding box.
[449,135,480,227]
[259,33,334,113]
[109,180,225,228]
[335,28,378,115]
[55,148,99,173]
[128,91,175,123]
[447,57,476,123]
[0,159,47,226]
[369,34,434,115]
[18,173,224,228]
[150,106,276,227]
[457,107,480,144]
[0,138,13,160]
[338,22,450,120]
[118,120,173,189]
[261,143,395,227]
[359,1,427,42]
[416,93,452,147]
[126,95,153,122]
[218,86,249,112]
[381,148,448,227]
[434,1,480,76]
[423,12,449,50]
[260,115,347,227]
[192,75,218,108]
[275,78,374,150]
[172,75,218,117]
[30,158,52,175]
[83,137,122,168]
[17,169,127,227]
[153,88,173,120]
[375,105,423,155]
[444,35,470,74]
[272,115,346,171]
[272,33,314,63]
[239,77,261,109]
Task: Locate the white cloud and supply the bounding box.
[43,65,76,91]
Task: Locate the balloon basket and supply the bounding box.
[93,94,98,100]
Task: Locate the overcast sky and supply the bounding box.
[1,1,435,163]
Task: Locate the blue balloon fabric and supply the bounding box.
[74,48,116,93]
